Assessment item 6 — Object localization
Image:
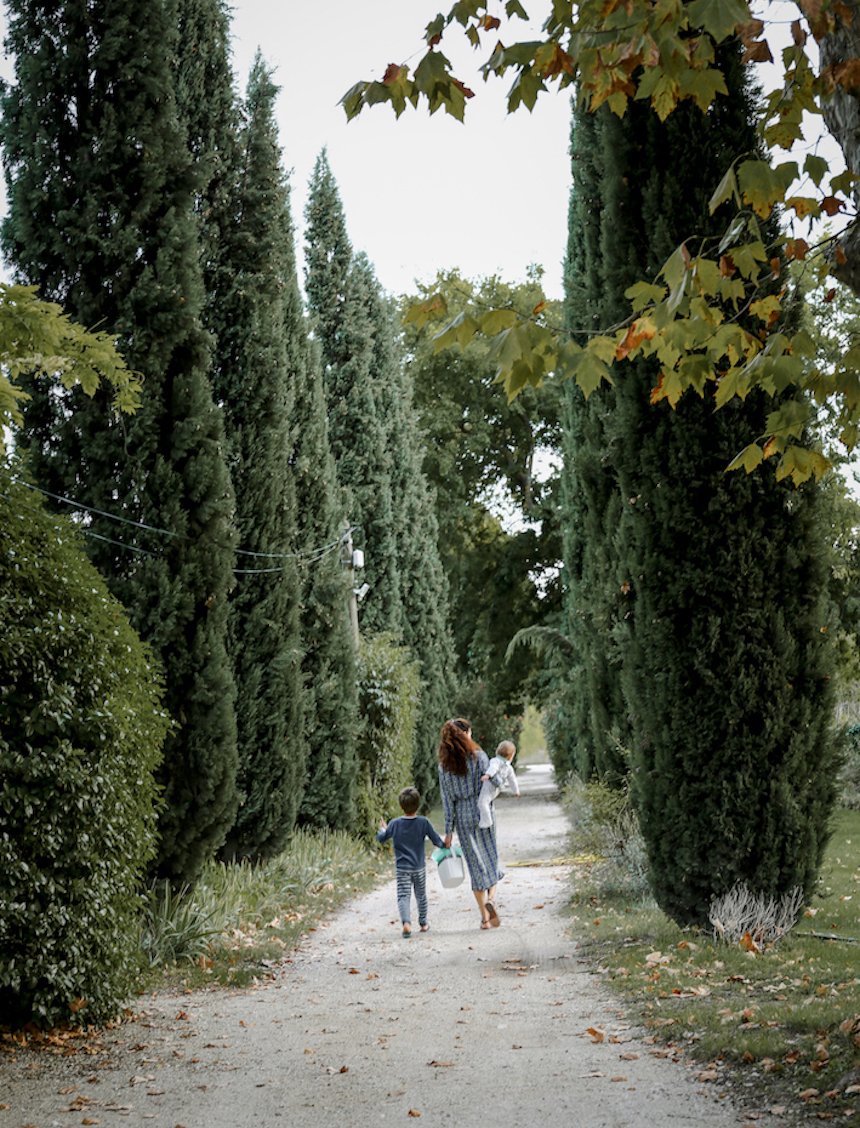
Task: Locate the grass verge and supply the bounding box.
[142,828,387,992]
[568,809,860,1124]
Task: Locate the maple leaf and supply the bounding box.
[383,63,404,86]
[615,318,656,360]
[483,14,502,30]
[742,38,774,63]
[820,195,844,216]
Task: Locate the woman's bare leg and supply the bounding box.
[473,888,489,923]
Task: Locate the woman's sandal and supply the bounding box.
[419,924,430,932]
[480,920,491,929]
[486,901,501,928]
[402,926,412,938]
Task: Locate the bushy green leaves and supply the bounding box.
[0,473,168,1025]
[356,634,420,834]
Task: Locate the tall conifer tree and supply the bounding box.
[560,105,632,783]
[304,154,404,636]
[293,335,361,830]
[201,57,307,859]
[564,49,838,924]
[1,0,239,882]
[360,271,458,796]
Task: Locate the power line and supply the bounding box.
[9,475,348,563]
[1,483,348,575]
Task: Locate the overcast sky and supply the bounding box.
[227,0,573,299]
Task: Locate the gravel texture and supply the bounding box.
[0,764,749,1128]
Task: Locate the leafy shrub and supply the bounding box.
[564,777,652,901]
[355,634,419,833]
[0,473,169,1025]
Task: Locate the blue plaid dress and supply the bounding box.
[438,749,504,892]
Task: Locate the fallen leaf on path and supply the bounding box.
[81,1119,99,1125]
[533,904,545,909]
[798,1088,820,1101]
[348,968,360,975]
[427,1060,455,1067]
[696,1069,719,1082]
[619,1052,639,1060]
[366,973,379,980]
[175,1010,190,1020]
[408,1111,421,1118]
[512,1044,522,1049]
[610,1076,628,1082]
[586,1027,605,1043]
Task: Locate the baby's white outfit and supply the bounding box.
[478,756,520,829]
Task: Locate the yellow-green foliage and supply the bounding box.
[0,283,140,442]
[356,634,420,835]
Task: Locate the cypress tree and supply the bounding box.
[203,57,307,859]
[293,335,361,831]
[304,154,404,636]
[565,49,838,925]
[560,104,632,783]
[364,279,458,798]
[1,0,239,882]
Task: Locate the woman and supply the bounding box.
[437,718,504,929]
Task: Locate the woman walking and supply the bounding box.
[438,718,504,929]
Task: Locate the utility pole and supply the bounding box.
[342,521,360,647]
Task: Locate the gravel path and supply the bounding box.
[0,764,748,1128]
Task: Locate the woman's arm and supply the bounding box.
[438,766,454,836]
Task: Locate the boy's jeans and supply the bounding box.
[396,866,428,926]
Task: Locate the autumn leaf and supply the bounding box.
[408,1111,422,1118]
[743,38,774,63]
[383,63,404,86]
[483,14,502,29]
[820,195,844,216]
[586,1026,606,1042]
[785,238,809,261]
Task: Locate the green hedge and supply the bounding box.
[356,634,420,833]
[0,474,169,1025]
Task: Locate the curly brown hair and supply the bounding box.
[437,717,478,776]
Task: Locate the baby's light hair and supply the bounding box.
[496,740,516,760]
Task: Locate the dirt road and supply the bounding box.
[0,764,748,1127]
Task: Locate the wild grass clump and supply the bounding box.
[563,777,652,902]
[709,883,805,949]
[141,829,382,982]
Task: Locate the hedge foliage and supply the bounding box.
[0,474,169,1025]
[355,634,420,833]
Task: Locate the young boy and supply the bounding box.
[478,740,520,829]
[377,787,445,938]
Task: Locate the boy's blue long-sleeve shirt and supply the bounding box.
[376,815,444,870]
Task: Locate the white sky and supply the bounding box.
[226,1,572,299]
